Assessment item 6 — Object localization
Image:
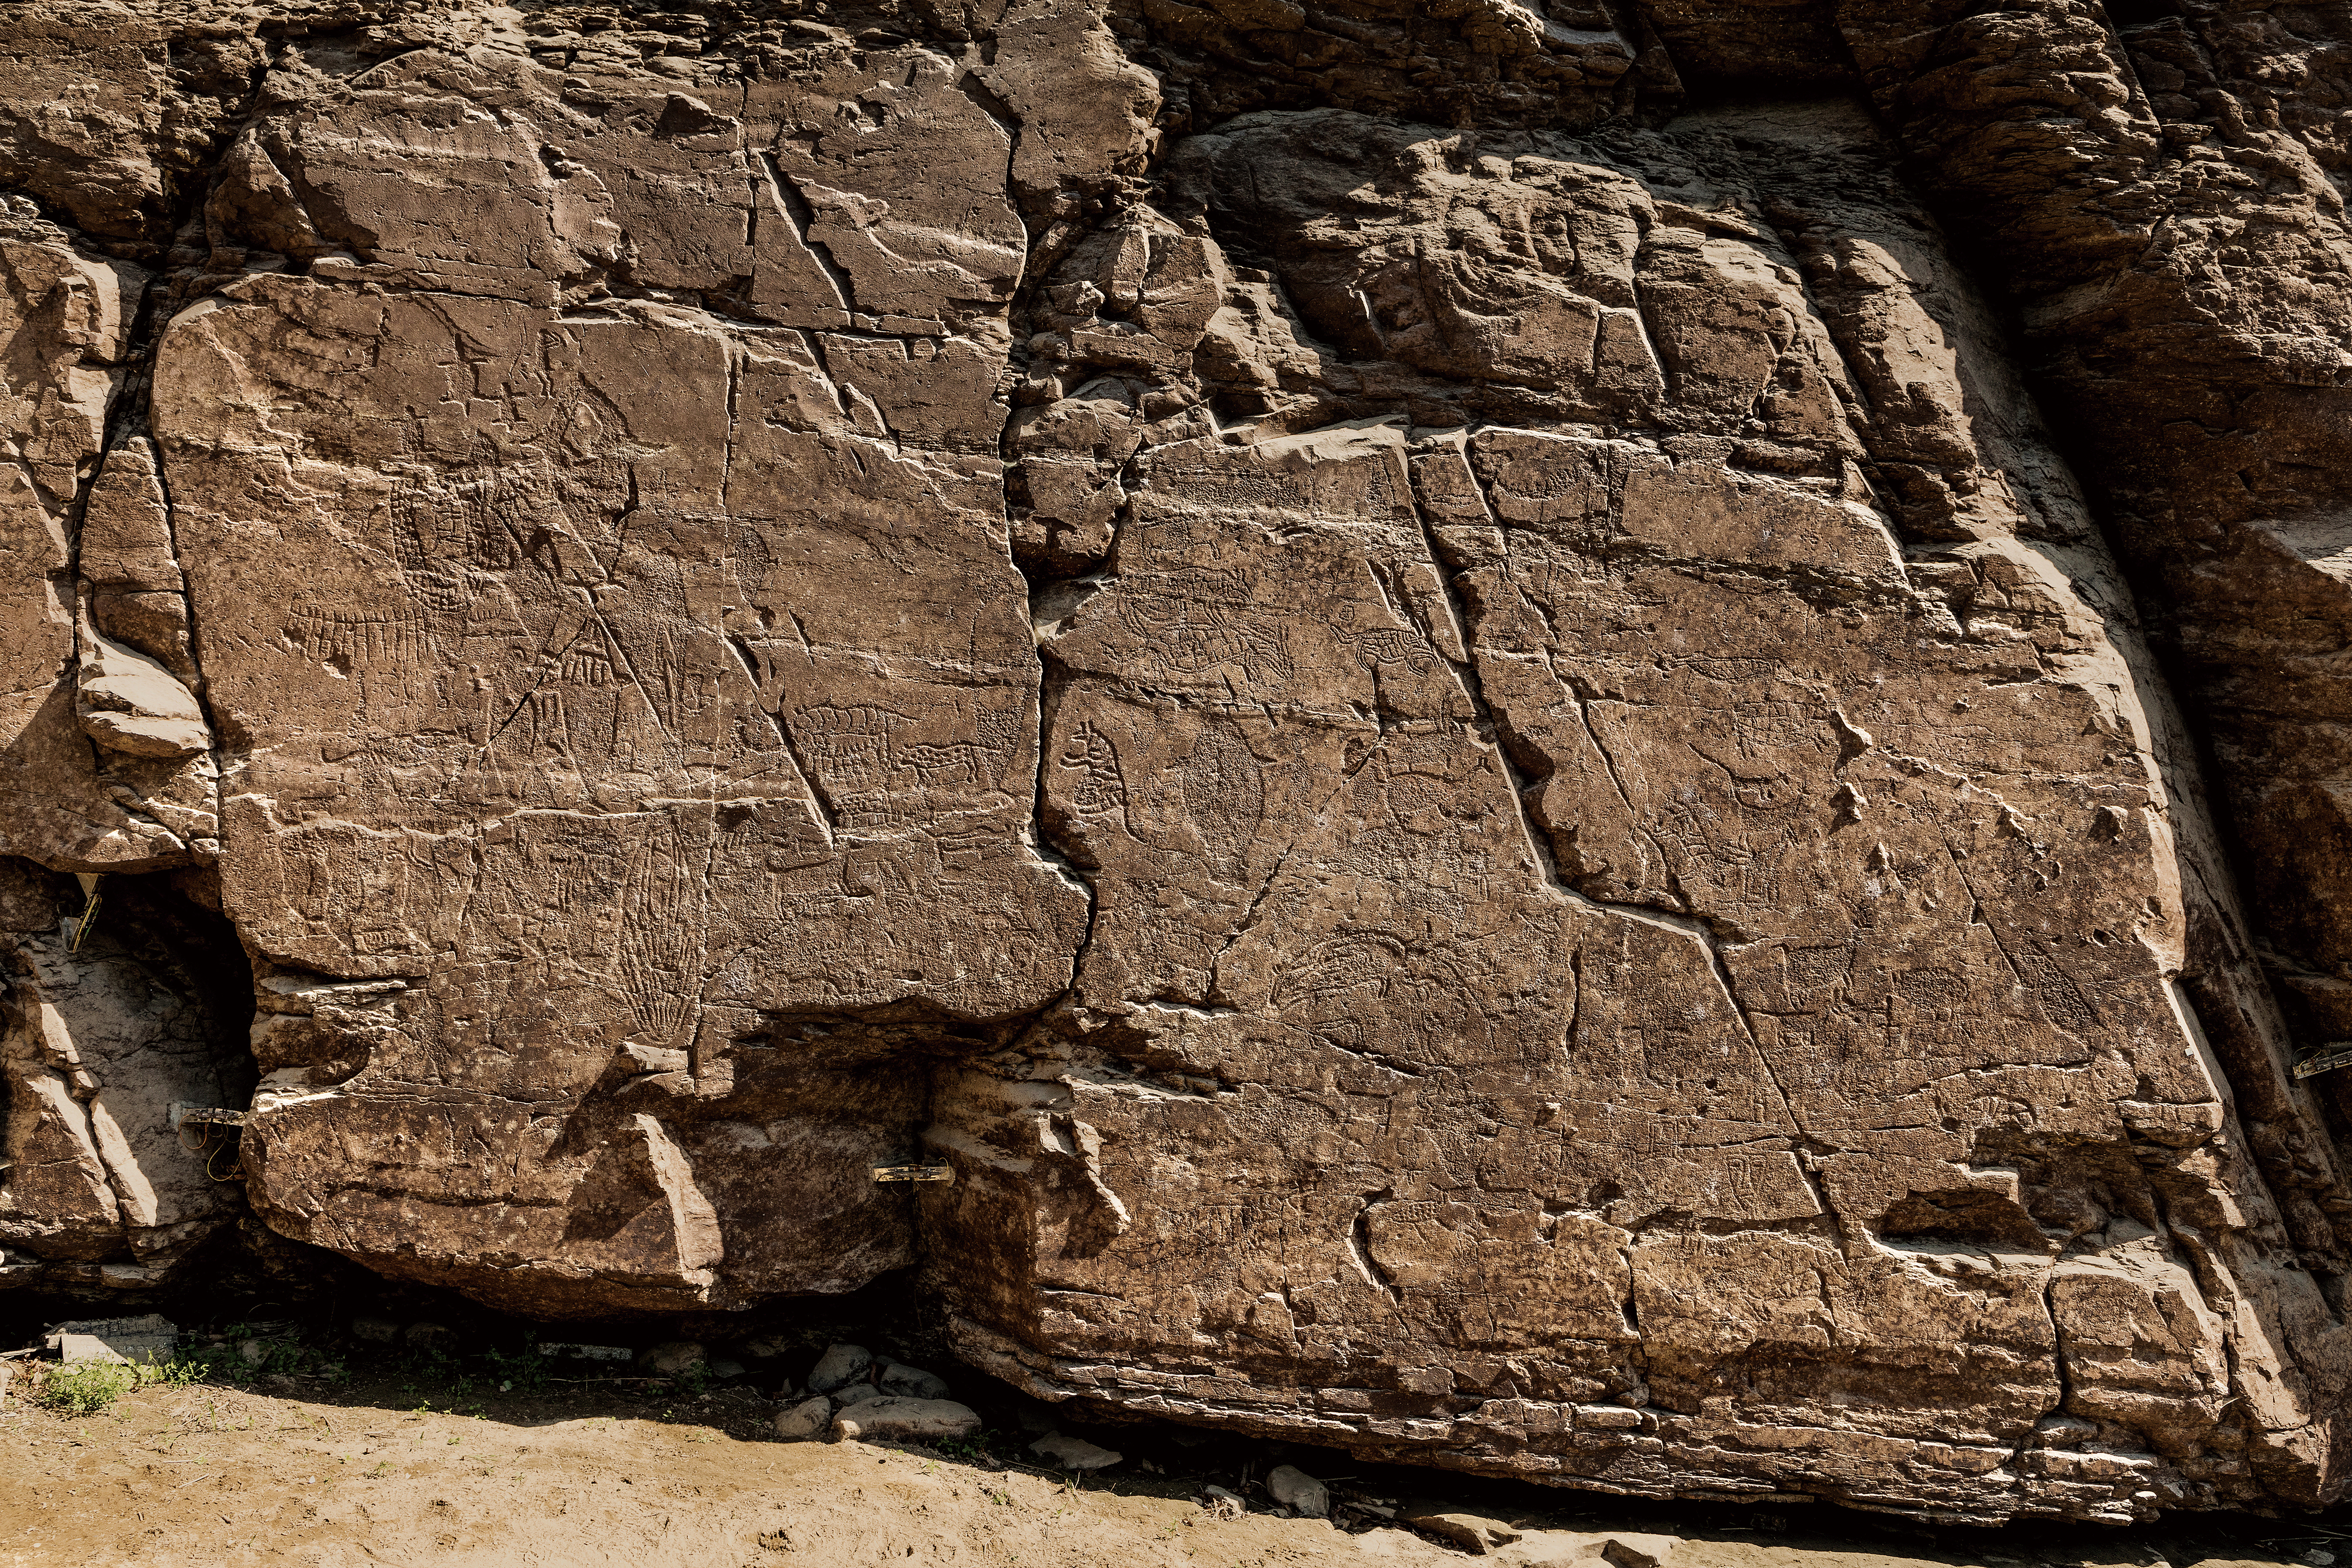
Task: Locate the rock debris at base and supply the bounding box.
[1032,1431,1125,1472]
[637,1339,708,1378]
[0,0,2351,1527]
[773,1395,832,1442]
[42,1312,176,1364]
[830,1396,985,1445]
[1268,1463,1332,1517]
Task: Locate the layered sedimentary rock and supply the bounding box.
[4,0,2352,1525]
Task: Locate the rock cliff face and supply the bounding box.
[4,0,2352,1524]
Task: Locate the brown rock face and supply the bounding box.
[4,0,2352,1524]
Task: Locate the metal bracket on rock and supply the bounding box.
[2295,1042,2352,1079]
[68,873,102,953]
[872,1163,954,1183]
[169,1102,250,1130]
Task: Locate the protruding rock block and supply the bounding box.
[75,625,208,759]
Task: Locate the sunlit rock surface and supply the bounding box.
[4,0,2352,1523]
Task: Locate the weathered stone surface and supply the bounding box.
[807,1344,873,1396]
[879,1359,951,1401]
[1267,1464,1329,1517]
[773,1395,831,1442]
[2,0,2352,1526]
[1402,1503,1523,1554]
[831,1396,984,1445]
[637,1339,704,1378]
[45,1312,175,1363]
[1,862,250,1275]
[1032,1431,1124,1472]
[1506,1530,1681,1568]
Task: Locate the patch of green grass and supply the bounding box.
[934,1429,1010,1463]
[36,1352,226,1414]
[154,1358,211,1388]
[481,1345,554,1397]
[153,1325,349,1392]
[39,1360,145,1415]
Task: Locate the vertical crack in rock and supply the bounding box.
[1545,648,1639,819]
[1347,1192,1402,1303]
[1024,641,1099,990]
[755,151,854,317]
[1417,441,1826,1182]
[136,418,230,844]
[721,631,837,841]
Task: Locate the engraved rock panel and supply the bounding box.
[2,0,2352,1522]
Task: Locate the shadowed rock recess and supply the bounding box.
[8,0,2352,1526]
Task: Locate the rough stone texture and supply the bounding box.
[1268,1463,1330,1517]
[1,862,252,1282]
[880,1358,952,1400]
[1032,1430,1125,1471]
[807,1343,874,1395]
[830,1396,985,1444]
[45,1312,176,1363]
[637,1339,705,1378]
[773,1395,832,1442]
[2,0,2352,1527]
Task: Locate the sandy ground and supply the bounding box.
[0,1371,2312,1568]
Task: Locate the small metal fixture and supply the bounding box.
[169,1103,250,1131]
[2296,1042,2352,1079]
[871,1162,954,1183]
[68,872,103,952]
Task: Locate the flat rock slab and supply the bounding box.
[1401,1505,1524,1554]
[1030,1433,1123,1472]
[774,1396,832,1441]
[831,1399,983,1445]
[1267,1465,1329,1517]
[1505,1532,1683,1568]
[46,1315,175,1365]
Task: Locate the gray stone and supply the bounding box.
[806,1343,872,1395]
[878,1359,949,1400]
[59,1333,131,1365]
[773,1395,832,1441]
[832,1381,887,1411]
[637,1340,706,1378]
[1266,1465,1328,1519]
[45,1314,175,1365]
[348,1316,400,1345]
[1030,1432,1123,1472]
[830,1398,983,1445]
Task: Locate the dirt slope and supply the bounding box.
[0,1375,2311,1568]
